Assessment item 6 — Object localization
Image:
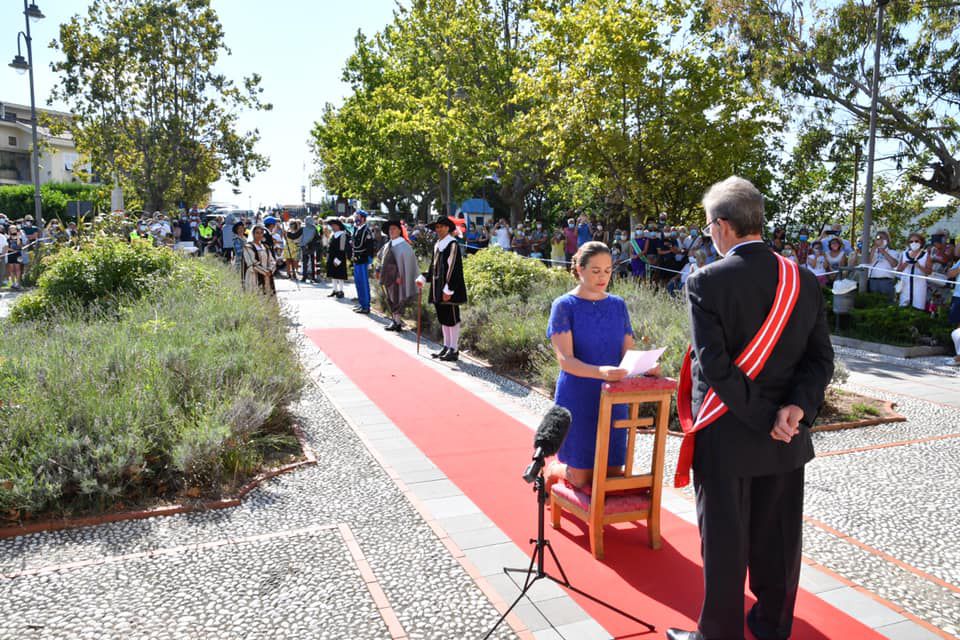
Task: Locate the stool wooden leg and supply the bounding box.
[589,519,605,560]
[550,494,561,529]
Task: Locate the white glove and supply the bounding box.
[333,258,341,266]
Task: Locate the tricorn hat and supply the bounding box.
[431,216,457,232]
[325,217,346,230]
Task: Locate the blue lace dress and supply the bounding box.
[546,293,634,469]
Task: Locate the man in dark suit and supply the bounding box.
[668,177,834,640]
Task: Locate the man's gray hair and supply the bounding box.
[702,176,765,237]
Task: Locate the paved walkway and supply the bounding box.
[0,277,957,639]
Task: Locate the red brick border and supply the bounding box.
[0,424,317,540]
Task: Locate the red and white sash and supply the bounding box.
[674,252,801,488]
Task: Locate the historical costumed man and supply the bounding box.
[242,224,277,296]
[377,220,420,332]
[351,210,375,314]
[325,217,350,298]
[417,216,467,362]
[667,177,834,640]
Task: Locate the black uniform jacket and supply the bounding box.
[352,224,375,264]
[686,242,834,478]
[427,238,467,305]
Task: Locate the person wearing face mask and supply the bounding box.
[351,211,375,314]
[591,221,605,244]
[576,214,592,248]
[896,233,933,310]
[929,230,955,274]
[666,177,833,640]
[819,223,851,254]
[866,231,900,301]
[511,223,530,256]
[551,228,566,265]
[947,257,960,366]
[628,227,647,279]
[781,243,798,264]
[493,217,512,251]
[805,242,828,285]
[563,216,578,263]
[530,220,548,262]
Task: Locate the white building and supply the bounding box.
[0,101,91,187]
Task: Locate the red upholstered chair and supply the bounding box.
[550,376,676,560]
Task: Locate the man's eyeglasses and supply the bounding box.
[702,217,726,238]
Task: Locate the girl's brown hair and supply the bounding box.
[571,240,612,278]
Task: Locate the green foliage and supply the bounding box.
[710,0,960,201]
[838,305,952,348]
[824,288,952,347]
[0,183,109,221]
[463,246,570,302]
[0,254,304,518]
[9,238,176,321]
[50,0,271,211]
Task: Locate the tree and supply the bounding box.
[50,0,271,211]
[518,0,783,226]
[709,0,960,200]
[310,0,554,224]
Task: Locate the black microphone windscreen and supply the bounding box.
[533,405,572,457]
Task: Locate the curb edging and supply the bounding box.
[0,424,317,540]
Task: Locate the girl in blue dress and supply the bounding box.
[545,241,654,490]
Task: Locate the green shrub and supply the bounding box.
[9,237,176,321]
[463,245,570,302]
[0,182,109,220]
[0,252,304,518]
[838,305,952,347]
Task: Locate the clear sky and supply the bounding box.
[0,0,399,210]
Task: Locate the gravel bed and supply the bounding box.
[0,383,517,639]
[0,529,389,640]
[834,344,960,378]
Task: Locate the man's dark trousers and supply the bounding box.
[302,243,317,280]
[694,467,805,640]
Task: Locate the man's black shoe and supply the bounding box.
[327,291,337,297]
[336,291,344,298]
[439,349,459,362]
[384,321,402,332]
[431,347,449,359]
[353,307,370,314]
[746,604,786,640]
[665,629,703,640]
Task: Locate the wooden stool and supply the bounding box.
[549,376,676,559]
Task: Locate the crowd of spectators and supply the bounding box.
[455,213,960,314]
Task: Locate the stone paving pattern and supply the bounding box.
[0,383,516,640]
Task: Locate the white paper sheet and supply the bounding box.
[618,348,665,377]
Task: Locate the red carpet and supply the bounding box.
[307,328,886,639]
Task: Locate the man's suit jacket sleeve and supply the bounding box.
[785,272,834,425]
[687,271,780,434]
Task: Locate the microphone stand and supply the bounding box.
[482,466,655,639]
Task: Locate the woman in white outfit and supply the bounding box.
[896,233,932,311]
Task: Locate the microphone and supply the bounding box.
[522,405,572,483]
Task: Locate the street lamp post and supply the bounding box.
[9,2,46,229]
[858,0,890,292]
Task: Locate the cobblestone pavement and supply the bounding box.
[0,380,517,639]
